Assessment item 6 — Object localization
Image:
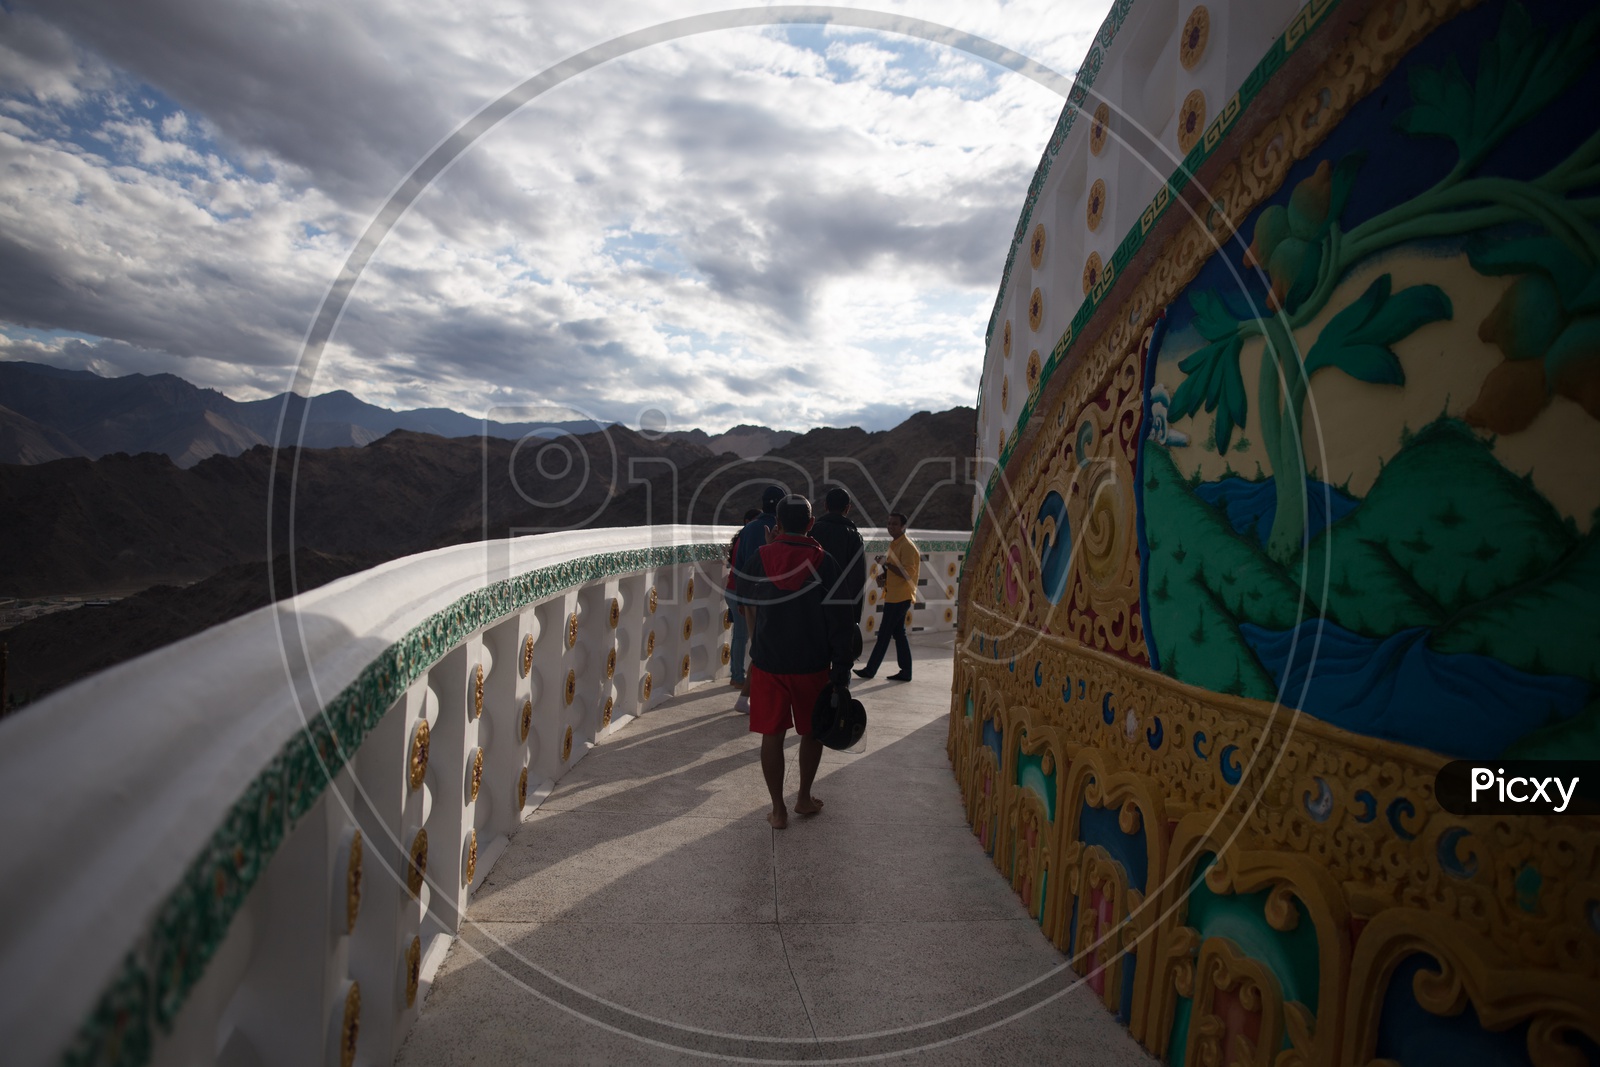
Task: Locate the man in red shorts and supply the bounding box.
[739,494,857,828]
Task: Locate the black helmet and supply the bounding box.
[811,682,867,751]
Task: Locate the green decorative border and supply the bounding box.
[863,538,969,553]
[972,0,1343,547]
[60,541,733,1067]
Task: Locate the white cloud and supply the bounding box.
[0,0,1112,431]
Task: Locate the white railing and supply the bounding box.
[0,525,967,1067]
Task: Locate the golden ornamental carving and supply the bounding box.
[947,561,958,578]
[408,720,430,791]
[608,597,620,628]
[564,669,576,706]
[865,615,876,633]
[646,630,656,657]
[943,607,954,623]
[602,696,614,728]
[339,981,360,1067]
[1026,349,1041,394]
[642,672,653,701]
[680,654,690,679]
[345,830,363,935]
[468,748,483,804]
[520,697,532,742]
[407,829,427,898]
[472,663,484,720]
[1029,223,1046,269]
[1001,376,1009,413]
[521,633,534,677]
[648,587,658,614]
[1028,287,1043,331]
[1187,937,1284,1067]
[1179,5,1210,70]
[605,647,616,679]
[682,616,693,641]
[517,766,528,810]
[720,643,731,665]
[723,609,732,631]
[1177,89,1207,153]
[1086,177,1106,232]
[561,725,573,762]
[1081,251,1103,295]
[686,576,695,601]
[1089,102,1109,155]
[1003,318,1012,358]
[404,936,421,1007]
[945,584,955,598]
[463,828,477,886]
[566,611,579,649]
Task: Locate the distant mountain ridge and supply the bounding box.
[0,361,796,466]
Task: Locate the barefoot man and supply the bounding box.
[739,494,857,828]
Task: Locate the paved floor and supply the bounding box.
[399,632,1157,1065]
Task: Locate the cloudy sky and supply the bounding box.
[0,0,1111,433]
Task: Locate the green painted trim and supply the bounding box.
[862,539,969,553]
[972,0,1345,545]
[61,540,731,1067]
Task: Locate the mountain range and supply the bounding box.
[0,361,795,466]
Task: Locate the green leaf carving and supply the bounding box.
[1170,332,1246,453]
[1305,274,1453,382]
[1397,3,1600,170]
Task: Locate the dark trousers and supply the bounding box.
[864,599,912,677]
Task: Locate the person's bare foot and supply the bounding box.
[767,808,789,829]
[794,795,824,816]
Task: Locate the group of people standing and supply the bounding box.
[722,486,921,828]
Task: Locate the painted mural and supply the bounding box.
[951,2,1600,1065]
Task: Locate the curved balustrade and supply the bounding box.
[0,524,967,1067]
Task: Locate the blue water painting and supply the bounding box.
[1239,621,1590,759]
[1196,477,1359,547]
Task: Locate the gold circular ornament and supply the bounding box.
[463,828,477,886]
[946,584,956,598]
[602,696,614,728]
[564,669,576,706]
[648,587,658,614]
[998,428,1006,452]
[517,766,528,809]
[1001,376,1010,413]
[472,663,484,720]
[1089,102,1110,155]
[346,830,363,934]
[339,981,360,1067]
[1082,251,1104,295]
[1028,288,1043,332]
[680,654,691,679]
[944,607,954,623]
[561,726,573,762]
[566,611,579,649]
[646,630,656,657]
[865,616,876,633]
[1086,178,1106,232]
[408,720,430,791]
[723,609,732,631]
[609,597,620,628]
[1027,350,1042,393]
[605,647,616,679]
[521,634,534,678]
[405,936,422,1007]
[1178,89,1207,153]
[1003,319,1012,358]
[468,748,483,803]
[720,644,731,665]
[407,830,428,898]
[686,577,695,601]
[868,588,879,606]
[1029,223,1046,269]
[1179,5,1210,70]
[682,616,693,641]
[643,672,653,701]
[520,698,532,742]
[947,561,957,578]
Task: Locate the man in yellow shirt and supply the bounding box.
[855,512,919,682]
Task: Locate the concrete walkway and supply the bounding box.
[399,632,1157,1065]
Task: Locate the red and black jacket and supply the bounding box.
[738,533,857,680]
